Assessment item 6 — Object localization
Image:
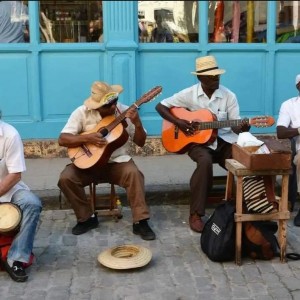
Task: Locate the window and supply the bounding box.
[138,1,199,43]
[208,1,267,43]
[39,1,103,43]
[0,1,29,43]
[276,1,300,43]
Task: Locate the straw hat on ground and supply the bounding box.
[98,244,152,270]
[84,81,123,109]
[191,55,225,76]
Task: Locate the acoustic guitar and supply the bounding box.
[68,86,162,169]
[161,107,275,154]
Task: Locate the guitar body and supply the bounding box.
[68,115,129,169]
[67,85,162,169]
[162,108,218,154]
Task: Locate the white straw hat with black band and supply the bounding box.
[191,55,225,76]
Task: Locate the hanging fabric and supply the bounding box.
[213,1,225,42]
[246,1,254,43]
[232,1,240,43]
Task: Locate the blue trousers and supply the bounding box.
[8,189,42,264]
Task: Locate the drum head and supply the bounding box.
[0,203,22,233]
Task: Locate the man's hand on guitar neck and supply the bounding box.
[232,118,251,135]
[125,107,147,147]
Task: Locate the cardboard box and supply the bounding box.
[232,143,292,170]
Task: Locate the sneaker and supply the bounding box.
[294,210,300,227]
[72,214,99,235]
[189,213,204,233]
[133,219,156,240]
[1,260,28,282]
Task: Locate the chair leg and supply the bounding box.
[59,190,62,209]
[90,183,95,212]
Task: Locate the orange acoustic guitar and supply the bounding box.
[68,86,162,169]
[161,107,275,154]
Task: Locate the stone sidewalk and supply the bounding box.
[1,205,300,300]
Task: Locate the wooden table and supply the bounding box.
[225,159,291,265]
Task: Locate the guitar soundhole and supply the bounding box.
[100,128,109,137]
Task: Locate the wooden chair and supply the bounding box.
[59,181,122,221]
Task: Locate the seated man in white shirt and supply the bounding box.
[277,74,300,226]
[0,115,41,282]
[155,55,250,233]
[57,81,156,240]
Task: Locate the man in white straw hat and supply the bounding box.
[156,55,250,233]
[277,74,300,226]
[58,81,156,240]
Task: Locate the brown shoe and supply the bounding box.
[189,213,204,233]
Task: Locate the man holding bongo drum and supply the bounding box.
[0,112,42,282]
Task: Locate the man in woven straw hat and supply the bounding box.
[58,81,156,240]
[0,111,42,282]
[156,55,250,233]
[277,74,300,225]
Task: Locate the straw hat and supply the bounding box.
[98,244,152,270]
[84,81,123,109]
[191,55,225,76]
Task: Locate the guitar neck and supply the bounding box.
[95,86,161,136]
[195,119,248,130]
[99,100,143,134]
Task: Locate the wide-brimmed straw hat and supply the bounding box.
[191,55,225,76]
[98,244,152,270]
[84,81,123,109]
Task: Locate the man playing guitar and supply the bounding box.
[58,81,156,240]
[156,55,250,233]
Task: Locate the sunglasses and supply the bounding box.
[102,97,118,108]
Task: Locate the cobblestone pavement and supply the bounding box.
[1,205,300,300]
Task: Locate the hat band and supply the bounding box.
[196,67,218,74]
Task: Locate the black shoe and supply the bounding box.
[1,260,28,282]
[133,219,156,240]
[72,214,99,235]
[294,210,300,227]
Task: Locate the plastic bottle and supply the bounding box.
[116,198,122,215]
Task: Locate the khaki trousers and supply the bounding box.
[58,159,150,223]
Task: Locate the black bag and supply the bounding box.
[242,221,279,260]
[200,201,236,262]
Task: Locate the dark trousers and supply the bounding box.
[58,159,150,223]
[188,138,232,216]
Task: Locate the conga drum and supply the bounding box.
[0,203,22,236]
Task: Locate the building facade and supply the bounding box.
[0,1,299,154]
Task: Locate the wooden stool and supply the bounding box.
[224,159,291,265]
[89,181,122,221]
[58,181,123,221]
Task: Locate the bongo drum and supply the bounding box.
[0,203,22,235]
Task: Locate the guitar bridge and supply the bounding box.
[82,144,92,157]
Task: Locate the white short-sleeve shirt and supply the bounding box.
[61,104,138,163]
[277,96,300,151]
[0,121,29,203]
[160,83,240,149]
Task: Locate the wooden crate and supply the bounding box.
[232,142,291,170]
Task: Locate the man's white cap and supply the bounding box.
[296,74,300,85]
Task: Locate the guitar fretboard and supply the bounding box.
[195,119,249,130]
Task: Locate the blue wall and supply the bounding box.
[0,1,299,139]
